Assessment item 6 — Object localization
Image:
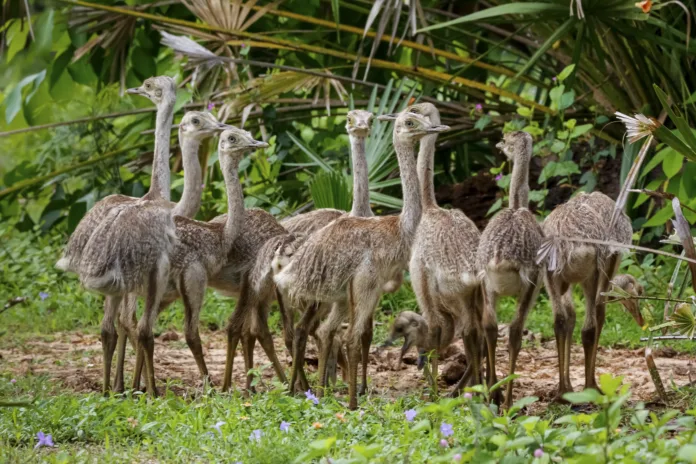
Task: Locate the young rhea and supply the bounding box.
[275,111,450,409]
[76,112,230,396]
[540,191,638,399]
[381,102,482,394]
[272,110,379,393]
[113,109,222,393]
[476,131,543,408]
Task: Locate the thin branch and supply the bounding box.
[628,189,696,215]
[0,142,152,199]
[641,335,696,341]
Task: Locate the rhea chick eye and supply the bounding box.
[192,118,200,125]
[227,136,236,143]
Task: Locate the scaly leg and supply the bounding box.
[222,276,254,392]
[255,302,288,384]
[290,303,319,395]
[545,272,575,401]
[138,263,168,397]
[581,264,601,392]
[346,275,381,410]
[358,316,373,396]
[180,268,210,385]
[113,294,137,393]
[316,302,345,395]
[242,332,256,392]
[504,271,541,410]
[101,295,122,395]
[276,289,294,355]
[482,283,501,405]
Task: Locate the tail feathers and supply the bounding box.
[55,256,73,273]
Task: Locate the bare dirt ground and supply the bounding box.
[2,328,694,411]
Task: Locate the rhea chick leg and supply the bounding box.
[254,302,288,384]
[101,294,123,395]
[290,302,319,395]
[580,265,601,392]
[504,272,541,410]
[114,293,138,393]
[545,272,575,400]
[180,266,210,385]
[482,284,501,404]
[222,278,254,393]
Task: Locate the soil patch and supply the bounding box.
[1,330,693,411]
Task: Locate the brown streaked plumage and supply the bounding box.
[476,130,543,409]
[275,111,450,409]
[78,111,230,396]
[389,102,483,395]
[56,76,176,394]
[541,191,634,399]
[111,108,211,392]
[384,311,429,370]
[269,110,382,395]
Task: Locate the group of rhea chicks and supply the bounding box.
[56,75,645,411]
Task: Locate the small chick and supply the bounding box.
[609,274,645,326]
[384,311,429,370]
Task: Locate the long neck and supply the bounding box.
[349,134,373,217]
[148,98,175,201]
[509,147,531,210]
[394,135,422,244]
[171,134,204,218]
[416,112,441,210]
[220,153,244,252]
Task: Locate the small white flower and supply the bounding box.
[615,112,659,143]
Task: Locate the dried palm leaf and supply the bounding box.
[354,0,431,81]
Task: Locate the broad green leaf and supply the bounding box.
[570,124,592,138]
[550,140,566,153]
[662,149,684,178]
[678,444,696,463]
[563,389,602,404]
[598,373,624,397]
[557,64,576,81]
[516,106,532,118]
[538,161,580,183]
[559,90,575,111]
[642,204,673,228]
[640,147,668,178]
[418,3,567,32]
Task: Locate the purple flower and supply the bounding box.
[305,389,319,405]
[280,421,290,433]
[405,409,417,422]
[207,102,215,111]
[359,410,365,418]
[34,431,54,449]
[475,103,483,112]
[552,76,557,83]
[463,392,472,399]
[440,422,454,437]
[534,448,544,458]
[453,454,462,462]
[39,292,49,301]
[201,183,205,189]
[212,421,225,435]
[495,173,503,181]
[440,439,449,448]
[10,379,16,384]
[249,429,263,442]
[241,43,247,48]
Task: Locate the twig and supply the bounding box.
[0,297,27,315]
[671,198,696,292]
[645,347,670,405]
[641,335,696,341]
[628,189,696,215]
[604,295,692,304]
